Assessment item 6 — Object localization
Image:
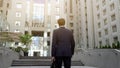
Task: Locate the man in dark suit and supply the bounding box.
[51,18,75,68]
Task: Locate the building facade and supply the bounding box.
[2,0,120,56]
[75,0,120,49]
[6,0,69,56]
[93,0,120,47]
[0,0,10,32]
[75,0,95,49]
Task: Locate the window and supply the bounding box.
[6,11,8,16]
[105,38,109,45]
[102,0,106,6]
[70,15,73,20]
[7,3,9,8]
[15,29,20,32]
[16,3,22,8]
[103,9,106,15]
[98,22,101,28]
[104,28,108,35]
[112,25,117,32]
[55,16,60,20]
[15,21,20,26]
[87,44,89,48]
[15,42,19,45]
[111,14,116,21]
[113,36,118,42]
[25,31,28,34]
[16,12,21,17]
[56,7,60,13]
[98,32,101,37]
[97,14,100,19]
[110,3,114,11]
[47,32,50,37]
[47,41,50,46]
[104,18,107,25]
[99,41,102,46]
[70,23,73,27]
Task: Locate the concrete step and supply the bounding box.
[9,66,97,68]
[12,56,84,66]
[12,59,84,66]
[19,56,51,59]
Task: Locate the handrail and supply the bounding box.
[79,49,120,57]
[115,49,120,53]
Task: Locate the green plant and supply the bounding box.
[112,43,116,48]
[116,41,120,48]
[94,46,98,49]
[19,34,32,47]
[15,47,22,53]
[107,45,111,48]
[22,48,29,52]
[99,45,111,49]
[98,42,120,49]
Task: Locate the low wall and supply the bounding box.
[74,49,120,68]
[0,47,19,68]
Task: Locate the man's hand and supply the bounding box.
[51,57,55,62]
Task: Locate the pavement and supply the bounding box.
[9,66,97,68]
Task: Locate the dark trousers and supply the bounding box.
[55,56,71,68]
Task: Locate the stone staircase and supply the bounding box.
[11,56,84,66]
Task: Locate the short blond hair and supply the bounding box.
[58,18,65,26]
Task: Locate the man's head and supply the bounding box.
[58,18,65,26]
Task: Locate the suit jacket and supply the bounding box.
[52,27,75,57]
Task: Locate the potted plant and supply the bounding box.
[22,48,29,56]
[19,34,32,56]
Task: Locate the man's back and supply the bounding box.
[52,27,75,57]
[51,18,75,68]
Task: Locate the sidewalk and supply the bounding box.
[9,66,97,68]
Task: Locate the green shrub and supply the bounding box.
[15,47,22,53]
[116,41,120,49]
[22,48,29,52]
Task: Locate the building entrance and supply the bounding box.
[28,31,50,57]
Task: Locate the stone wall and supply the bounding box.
[72,49,120,68]
[0,47,19,68]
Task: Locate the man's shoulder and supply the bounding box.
[54,28,72,32]
[53,28,59,31]
[53,28,59,33]
[65,28,72,32]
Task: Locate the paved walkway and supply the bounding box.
[9,66,97,68]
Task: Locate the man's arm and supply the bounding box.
[52,30,57,57]
[71,33,75,55]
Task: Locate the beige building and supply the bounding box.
[74,0,95,49]
[0,0,10,31]
[64,0,81,49]
[93,0,120,47]
[7,0,27,33]
[6,0,69,56]
[75,0,120,49]
[3,0,120,56]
